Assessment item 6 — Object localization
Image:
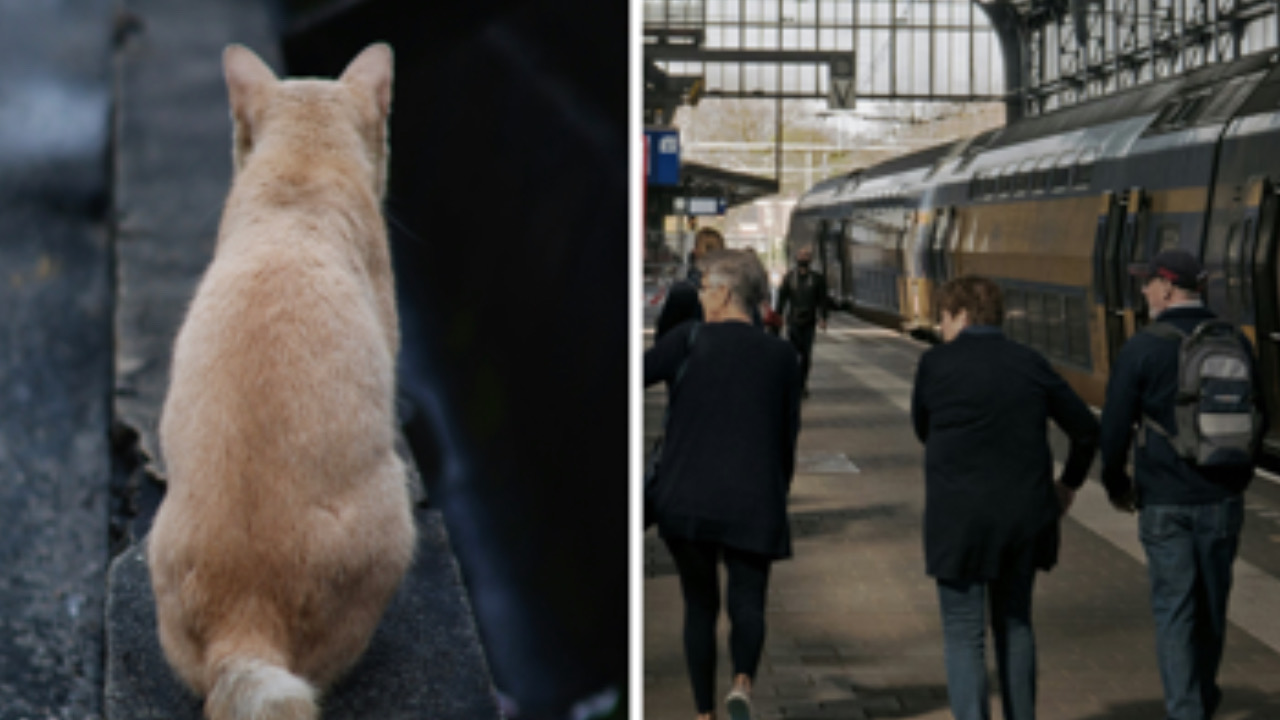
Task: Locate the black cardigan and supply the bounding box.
[644,320,802,559]
[910,327,1100,581]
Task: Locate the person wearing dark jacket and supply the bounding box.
[656,227,726,340]
[645,249,802,720]
[776,245,828,397]
[1099,249,1267,720]
[911,276,1099,720]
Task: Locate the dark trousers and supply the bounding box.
[936,560,1038,720]
[786,321,816,392]
[664,536,772,714]
[1139,496,1243,720]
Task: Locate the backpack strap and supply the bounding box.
[1138,321,1186,446]
[672,322,701,390]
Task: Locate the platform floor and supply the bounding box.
[643,313,1280,720]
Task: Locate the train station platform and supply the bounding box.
[643,312,1280,719]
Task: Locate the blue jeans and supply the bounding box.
[1140,496,1244,720]
[937,563,1038,720]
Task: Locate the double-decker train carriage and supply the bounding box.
[787,49,1280,452]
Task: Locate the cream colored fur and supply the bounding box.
[148,43,415,720]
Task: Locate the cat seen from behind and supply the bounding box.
[148,43,415,720]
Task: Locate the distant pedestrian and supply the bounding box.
[1099,250,1267,720]
[645,249,802,720]
[776,245,828,397]
[742,247,774,332]
[656,227,726,340]
[911,276,1099,720]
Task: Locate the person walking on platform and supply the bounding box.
[911,276,1099,720]
[1099,250,1267,720]
[645,249,802,720]
[776,245,828,398]
[656,227,726,340]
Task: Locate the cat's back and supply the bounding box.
[164,215,394,482]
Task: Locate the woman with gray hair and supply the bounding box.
[645,249,802,720]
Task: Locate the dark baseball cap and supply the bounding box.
[1129,249,1206,290]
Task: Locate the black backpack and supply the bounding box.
[1141,319,1262,467]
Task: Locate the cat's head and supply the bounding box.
[222,43,392,198]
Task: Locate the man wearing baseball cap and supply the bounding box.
[1099,248,1266,720]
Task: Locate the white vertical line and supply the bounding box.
[629,1,643,717]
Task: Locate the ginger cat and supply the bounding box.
[149,43,415,720]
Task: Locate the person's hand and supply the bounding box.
[1055,481,1076,514]
[1108,488,1136,513]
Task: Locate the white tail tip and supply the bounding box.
[206,658,318,720]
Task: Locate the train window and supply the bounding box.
[1176,95,1208,126]
[1015,160,1035,194]
[1065,296,1090,367]
[1046,294,1066,359]
[1027,292,1048,351]
[1151,100,1182,130]
[1240,219,1254,320]
[1005,288,1027,343]
[1074,163,1093,187]
[1226,224,1244,314]
[1052,166,1072,189]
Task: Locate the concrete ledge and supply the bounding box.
[104,508,500,719]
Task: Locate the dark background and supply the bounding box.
[278,2,630,717]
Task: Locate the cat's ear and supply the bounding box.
[340,43,393,118]
[223,44,277,123]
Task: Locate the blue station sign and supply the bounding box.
[645,128,680,187]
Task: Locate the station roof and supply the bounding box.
[675,160,779,208]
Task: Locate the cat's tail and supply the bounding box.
[206,655,318,720]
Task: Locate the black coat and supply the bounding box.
[776,269,828,327]
[1099,304,1266,505]
[910,327,1100,581]
[644,320,802,559]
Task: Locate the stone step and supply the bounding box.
[104,509,499,719]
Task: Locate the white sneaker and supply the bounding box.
[725,687,751,720]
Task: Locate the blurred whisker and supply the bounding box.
[383,198,426,247]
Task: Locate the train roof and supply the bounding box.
[996,51,1275,148]
[858,139,962,181]
[792,50,1280,214]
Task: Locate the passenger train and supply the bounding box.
[787,49,1280,451]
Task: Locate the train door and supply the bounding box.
[1094,191,1130,364]
[823,220,844,305]
[926,207,954,283]
[936,207,956,280]
[838,220,854,309]
[1249,178,1280,445]
[1122,188,1152,329]
[900,210,921,321]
